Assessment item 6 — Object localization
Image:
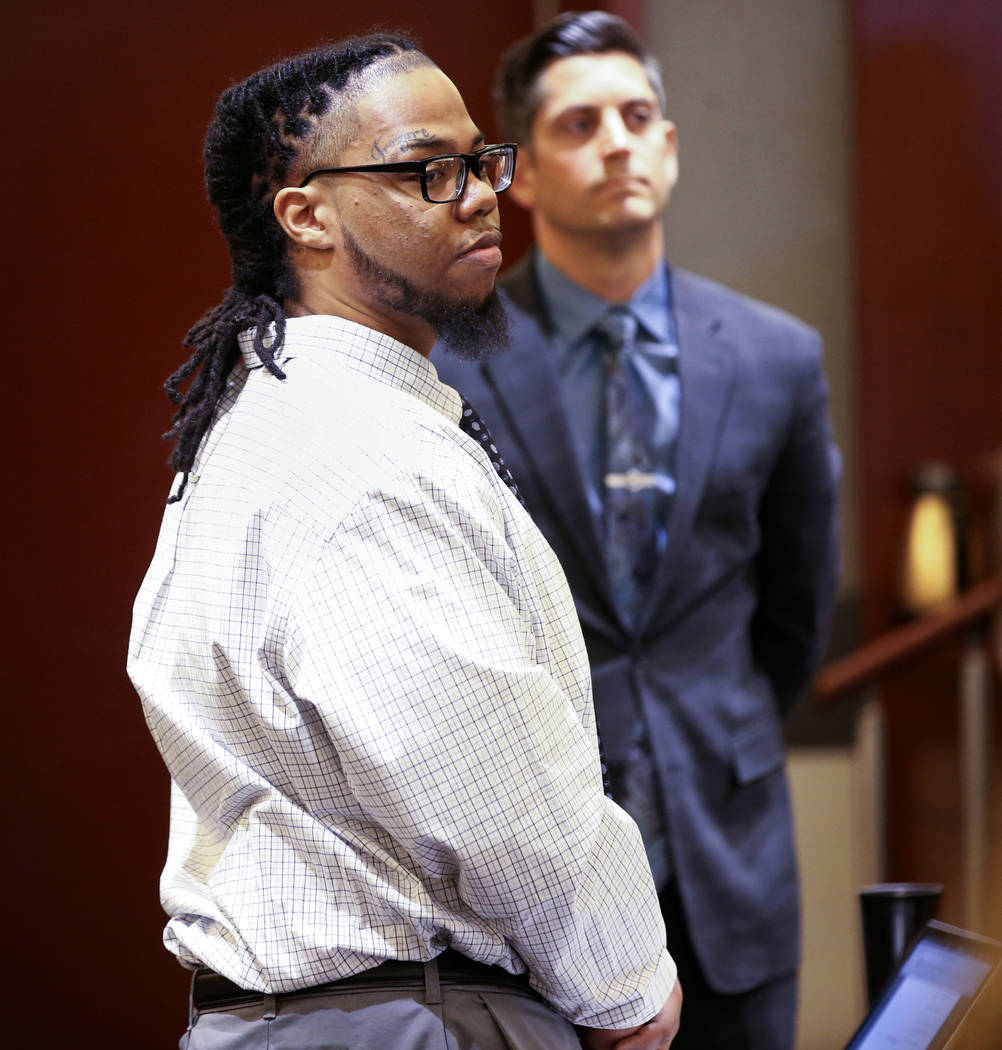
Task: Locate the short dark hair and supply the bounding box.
[163,34,431,501]
[494,10,665,147]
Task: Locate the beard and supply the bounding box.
[341,225,509,361]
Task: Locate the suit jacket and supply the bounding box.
[432,255,840,994]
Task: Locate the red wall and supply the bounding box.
[854,0,1002,917]
[856,0,1002,636]
[5,4,534,1044]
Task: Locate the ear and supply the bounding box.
[506,150,537,211]
[273,186,338,249]
[663,121,679,189]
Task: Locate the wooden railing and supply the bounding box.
[814,576,1000,704]
[811,575,1000,929]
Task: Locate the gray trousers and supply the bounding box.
[182,958,583,1050]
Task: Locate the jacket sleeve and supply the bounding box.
[750,330,841,714]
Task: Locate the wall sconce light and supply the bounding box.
[899,461,967,616]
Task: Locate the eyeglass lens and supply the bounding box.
[424,148,514,203]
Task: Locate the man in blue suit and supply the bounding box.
[433,12,840,1050]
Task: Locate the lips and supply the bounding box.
[596,174,647,193]
[460,229,502,254]
[458,229,503,268]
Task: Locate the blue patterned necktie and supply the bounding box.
[595,307,672,884]
[598,307,661,625]
[459,398,525,507]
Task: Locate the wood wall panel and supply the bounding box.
[856,0,1002,636]
[854,0,1002,922]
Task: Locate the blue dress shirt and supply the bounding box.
[536,254,680,565]
[537,253,680,537]
[536,254,678,889]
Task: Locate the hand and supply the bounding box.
[578,978,683,1050]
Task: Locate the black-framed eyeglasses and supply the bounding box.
[299,143,518,204]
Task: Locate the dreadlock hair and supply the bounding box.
[494,11,666,148]
[164,33,432,501]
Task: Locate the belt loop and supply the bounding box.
[423,956,442,1006]
[262,993,278,1020]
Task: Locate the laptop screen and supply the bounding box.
[846,921,1000,1050]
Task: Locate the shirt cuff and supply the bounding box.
[573,949,677,1031]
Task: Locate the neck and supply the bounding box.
[533,219,664,302]
[286,275,436,357]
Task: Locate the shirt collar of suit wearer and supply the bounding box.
[535,251,672,349]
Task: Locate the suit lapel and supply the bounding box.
[492,260,735,638]
[637,268,736,632]
[487,260,617,618]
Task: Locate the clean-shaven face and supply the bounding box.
[521,51,678,238]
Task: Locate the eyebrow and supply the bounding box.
[554,97,656,118]
[397,135,447,155]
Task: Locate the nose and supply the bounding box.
[454,164,498,218]
[598,110,630,155]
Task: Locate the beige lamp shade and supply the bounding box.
[900,491,959,614]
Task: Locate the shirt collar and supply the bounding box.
[239,314,463,425]
[536,252,671,346]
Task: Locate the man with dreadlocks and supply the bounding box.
[128,34,681,1050]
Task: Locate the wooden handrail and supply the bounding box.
[814,576,1000,705]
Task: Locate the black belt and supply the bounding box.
[192,949,531,1012]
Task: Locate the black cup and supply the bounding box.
[858,882,943,1006]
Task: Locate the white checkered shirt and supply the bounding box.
[128,314,674,1028]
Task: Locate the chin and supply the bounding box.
[436,286,510,362]
[611,196,659,219]
[591,209,658,233]
[471,278,500,308]
[451,262,502,302]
